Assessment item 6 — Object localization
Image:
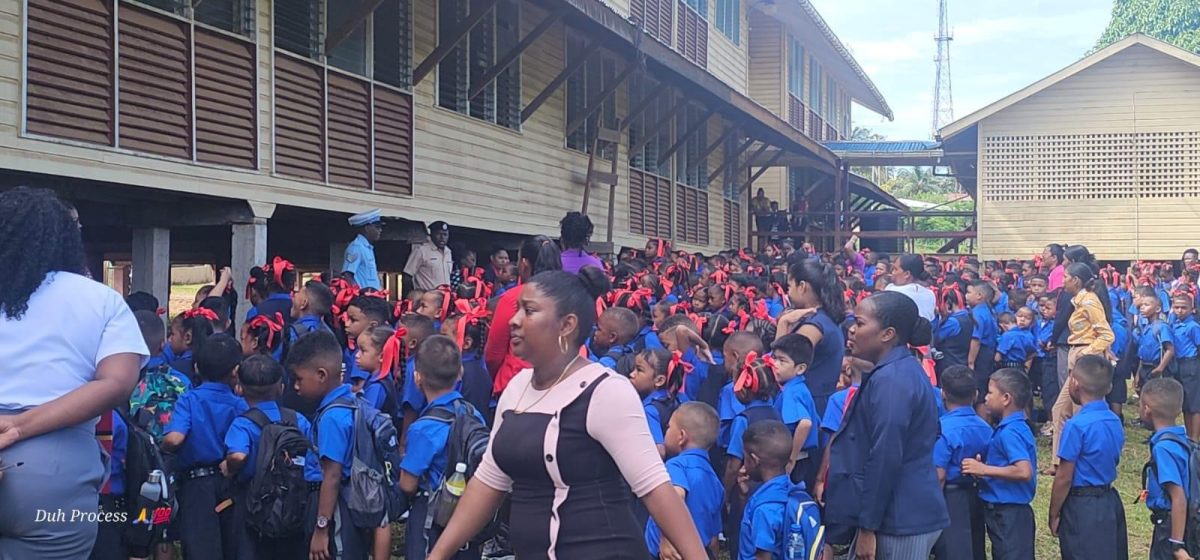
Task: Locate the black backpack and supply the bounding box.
[649,395,680,435]
[422,399,496,544]
[1145,432,1200,553]
[117,408,176,558]
[242,407,313,538]
[318,395,404,529]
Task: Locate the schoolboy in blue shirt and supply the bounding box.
[737,420,802,560]
[1048,355,1128,560]
[646,402,725,558]
[994,311,1037,372]
[287,331,369,559]
[223,355,313,560]
[932,366,993,560]
[588,307,639,372]
[1138,294,1176,388]
[1140,378,1193,560]
[161,334,249,560]
[967,281,999,406]
[399,313,437,433]
[961,368,1037,560]
[342,295,392,392]
[1170,294,1200,439]
[398,335,486,560]
[290,279,335,338]
[770,334,820,489]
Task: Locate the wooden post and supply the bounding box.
[564,61,638,138]
[412,0,501,86]
[521,39,602,123]
[232,219,267,331]
[468,5,567,99]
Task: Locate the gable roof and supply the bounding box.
[938,33,1200,139]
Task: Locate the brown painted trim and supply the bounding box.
[629,94,685,155]
[705,137,755,187]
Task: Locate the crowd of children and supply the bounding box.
[87,238,1200,560]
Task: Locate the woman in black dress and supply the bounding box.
[428,269,707,560]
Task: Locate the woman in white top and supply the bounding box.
[885,254,938,322]
[0,188,148,559]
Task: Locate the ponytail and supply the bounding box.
[787,258,846,323]
[180,307,218,358]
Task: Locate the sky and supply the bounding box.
[807,0,1114,140]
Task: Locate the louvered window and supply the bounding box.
[631,0,673,45]
[328,0,369,75]
[629,75,672,177]
[676,183,709,245]
[809,58,822,115]
[788,40,803,97]
[630,170,673,238]
[323,0,413,85]
[25,0,116,145]
[566,36,616,159]
[275,0,322,59]
[438,0,520,130]
[676,0,708,67]
[194,0,255,36]
[675,105,706,188]
[714,0,737,44]
[724,199,741,248]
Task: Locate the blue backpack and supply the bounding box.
[780,485,825,560]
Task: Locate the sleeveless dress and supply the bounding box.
[474,363,671,559]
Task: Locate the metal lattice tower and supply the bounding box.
[932,0,954,138]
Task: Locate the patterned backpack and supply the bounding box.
[129,364,189,442]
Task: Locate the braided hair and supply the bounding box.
[733,352,780,404]
[0,187,87,319]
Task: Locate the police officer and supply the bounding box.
[342,209,382,290]
[404,221,453,291]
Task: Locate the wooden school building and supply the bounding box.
[939,34,1200,261]
[0,0,892,305]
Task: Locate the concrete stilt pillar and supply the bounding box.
[232,218,268,330]
[131,227,171,311]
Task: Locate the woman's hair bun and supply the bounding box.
[911,316,933,347]
[577,265,611,300]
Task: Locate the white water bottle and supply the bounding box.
[140,470,163,503]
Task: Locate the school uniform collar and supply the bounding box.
[354,233,374,248]
[1151,425,1188,444]
[648,388,671,402]
[754,474,791,499]
[197,381,235,393]
[462,352,481,364]
[997,410,1027,430]
[423,390,464,413]
[676,448,709,462]
[266,292,292,303]
[253,401,280,414]
[296,314,324,328]
[1078,400,1109,415]
[145,354,168,369]
[945,406,977,419]
[949,309,968,318]
[871,346,912,373]
[745,399,774,409]
[783,374,807,389]
[1174,314,1197,326]
[319,383,354,410]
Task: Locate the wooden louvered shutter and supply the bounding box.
[194,29,256,169]
[676,2,707,68]
[118,5,192,159]
[655,175,673,238]
[676,184,688,242]
[657,0,673,44]
[698,189,709,245]
[373,87,414,195]
[26,0,114,144]
[274,54,326,181]
[327,74,371,190]
[629,170,646,235]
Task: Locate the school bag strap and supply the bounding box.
[1143,432,1194,492]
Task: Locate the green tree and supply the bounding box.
[1094,0,1200,53]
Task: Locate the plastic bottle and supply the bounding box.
[446,463,467,497]
[140,470,163,502]
[784,531,805,560]
[432,463,469,527]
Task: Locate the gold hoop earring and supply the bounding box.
[559,335,569,354]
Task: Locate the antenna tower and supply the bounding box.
[932,0,954,138]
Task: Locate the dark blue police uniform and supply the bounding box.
[932,406,992,560]
[1056,400,1128,560]
[978,411,1036,560]
[165,382,248,560]
[645,449,724,556]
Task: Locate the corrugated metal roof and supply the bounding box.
[823,140,942,152]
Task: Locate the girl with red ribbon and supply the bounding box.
[722,351,783,533]
[354,325,403,415]
[629,348,691,459]
[246,257,297,325]
[167,307,220,384]
[440,299,493,416]
[240,311,285,358]
[416,285,455,328]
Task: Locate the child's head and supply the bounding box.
[740,419,792,481]
[1069,354,1113,404]
[707,284,728,309]
[651,301,673,331]
[1140,377,1184,428]
[1015,307,1035,329]
[293,279,333,320]
[195,333,242,383]
[997,312,1016,331]
[286,330,345,401]
[665,401,718,456]
[966,281,994,307]
[723,331,764,373]
[689,288,709,312]
[356,325,394,375]
[126,292,160,314]
[939,365,977,407]
[728,292,750,315]
[701,313,733,351]
[658,314,699,354]
[1139,291,1163,319]
[135,310,166,355]
[1171,293,1194,320]
[415,335,463,394]
[417,289,450,322]
[1038,294,1057,320]
[236,354,285,402]
[171,307,218,355]
[400,313,437,355]
[594,307,640,354]
[769,334,813,385]
[345,295,392,339]
[939,284,966,312]
[240,312,285,357]
[441,307,489,354]
[630,348,687,399]
[983,368,1031,421]
[1027,274,1048,298]
[734,353,780,404]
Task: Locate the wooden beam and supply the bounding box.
[629,95,685,155]
[692,125,735,175]
[468,5,567,99]
[520,38,602,123]
[700,137,758,185]
[326,0,386,52]
[412,0,500,86]
[617,79,669,132]
[738,149,786,194]
[656,107,715,167]
[564,61,638,137]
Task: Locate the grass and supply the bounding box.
[168,283,206,317]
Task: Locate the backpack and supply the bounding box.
[421,399,497,544]
[129,364,189,442]
[117,408,176,558]
[242,407,312,538]
[318,396,403,529]
[649,395,680,435]
[771,485,825,560]
[1144,432,1200,552]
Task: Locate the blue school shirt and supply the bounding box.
[971,304,998,349]
[978,411,1037,504]
[992,292,1009,317]
[361,376,391,412]
[934,310,969,341]
[933,407,993,484]
[1147,426,1192,511]
[996,328,1037,363]
[820,384,857,434]
[292,314,332,338]
[683,347,710,402]
[775,375,819,450]
[108,411,128,495]
[645,448,724,555]
[400,391,486,492]
[161,346,193,379]
[1034,318,1054,358]
[460,353,492,417]
[1172,315,1200,360]
[643,389,685,446]
[304,384,356,483]
[344,346,371,382]
[635,325,663,351]
[766,297,785,319]
[738,474,791,560]
[144,354,194,390]
[726,400,776,460]
[401,356,424,412]
[224,401,314,483]
[249,292,293,323]
[1138,318,1175,363]
[717,382,747,448]
[165,382,249,469]
[1057,400,1123,487]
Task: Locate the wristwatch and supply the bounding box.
[316,515,330,530]
[1171,541,1187,552]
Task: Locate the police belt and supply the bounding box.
[181,465,220,481]
[1067,484,1111,497]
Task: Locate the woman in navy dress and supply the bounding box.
[776,257,846,417]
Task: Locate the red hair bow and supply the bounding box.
[595,296,608,323]
[666,350,694,396]
[688,313,707,331]
[435,285,454,322]
[247,312,285,349]
[453,301,489,349]
[182,307,219,322]
[154,307,166,317]
[656,239,666,258]
[331,284,361,320]
[734,352,761,393]
[245,275,258,300]
[752,299,771,321]
[380,325,409,383]
[266,257,295,290]
[463,276,493,300]
[711,270,729,285]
